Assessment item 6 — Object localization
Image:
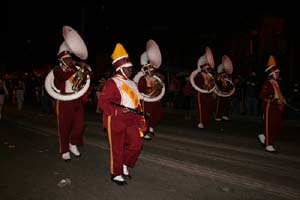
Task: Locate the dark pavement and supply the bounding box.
[1,102,300,200]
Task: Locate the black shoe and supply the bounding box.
[265,149,280,154]
[111,176,128,186]
[123,174,132,180]
[143,134,152,140]
[149,131,155,136]
[111,179,127,185]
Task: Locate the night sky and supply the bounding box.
[1,2,299,74]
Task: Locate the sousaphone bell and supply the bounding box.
[133,39,165,102]
[214,55,235,97]
[45,25,91,101]
[190,47,216,93]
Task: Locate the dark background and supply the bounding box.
[1,1,299,85]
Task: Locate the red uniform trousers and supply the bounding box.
[262,102,284,145]
[106,112,143,176]
[215,96,231,119]
[196,92,213,126]
[56,99,84,154]
[143,101,164,130]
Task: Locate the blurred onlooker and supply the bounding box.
[167,74,180,109]
[231,74,244,115]
[95,77,106,113]
[0,78,9,120]
[34,79,41,104]
[40,80,53,116]
[15,79,26,111]
[182,77,194,110]
[244,71,259,116]
[287,82,300,119]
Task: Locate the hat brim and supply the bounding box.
[116,63,133,71]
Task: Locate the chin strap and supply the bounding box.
[119,67,128,79]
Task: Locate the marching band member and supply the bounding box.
[258,55,286,153]
[190,47,215,129]
[134,39,165,140]
[50,26,92,161]
[215,55,234,121]
[99,43,145,185]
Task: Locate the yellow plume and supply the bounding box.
[267,55,276,67]
[111,43,128,61]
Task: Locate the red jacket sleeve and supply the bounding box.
[259,80,279,105]
[53,66,76,81]
[99,79,122,116]
[259,80,272,100]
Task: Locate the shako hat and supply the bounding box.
[265,55,279,76]
[111,43,133,71]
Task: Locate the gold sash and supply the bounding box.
[270,79,285,104]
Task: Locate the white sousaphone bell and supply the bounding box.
[133,39,165,102]
[214,55,235,97]
[190,47,216,93]
[45,25,91,101]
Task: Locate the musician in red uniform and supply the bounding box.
[136,70,164,139]
[258,55,286,153]
[134,39,164,140]
[52,26,92,161]
[215,55,234,121]
[191,47,215,129]
[215,94,232,121]
[99,43,145,185]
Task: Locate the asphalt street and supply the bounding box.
[1,102,299,200]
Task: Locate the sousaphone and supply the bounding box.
[190,47,216,93]
[133,39,165,102]
[45,25,91,101]
[214,55,235,97]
